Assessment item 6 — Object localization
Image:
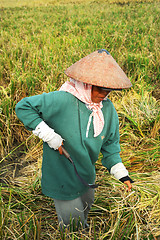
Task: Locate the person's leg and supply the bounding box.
[81,188,95,226]
[54,196,86,230]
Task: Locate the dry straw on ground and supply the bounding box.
[0,0,159,238]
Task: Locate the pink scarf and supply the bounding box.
[59,79,105,137]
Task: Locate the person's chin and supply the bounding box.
[95,99,103,103]
[98,97,104,101]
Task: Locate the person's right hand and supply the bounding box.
[33,121,63,150]
[47,132,63,150]
[58,142,63,155]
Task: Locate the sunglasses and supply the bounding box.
[95,86,123,91]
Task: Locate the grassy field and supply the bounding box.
[0,0,160,239]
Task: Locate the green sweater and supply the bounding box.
[15,91,122,200]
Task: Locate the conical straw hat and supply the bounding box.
[65,49,132,89]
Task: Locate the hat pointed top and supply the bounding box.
[65,49,132,89]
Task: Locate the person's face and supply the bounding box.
[91,86,111,103]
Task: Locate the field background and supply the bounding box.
[0,0,160,239]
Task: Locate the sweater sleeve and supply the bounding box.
[101,109,122,172]
[15,93,53,131]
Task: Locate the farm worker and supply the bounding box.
[15,49,133,230]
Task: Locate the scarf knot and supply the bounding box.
[59,79,105,137]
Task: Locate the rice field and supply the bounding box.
[0,0,160,239]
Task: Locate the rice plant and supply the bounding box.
[0,0,160,239]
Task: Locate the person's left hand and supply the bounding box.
[124,180,132,191]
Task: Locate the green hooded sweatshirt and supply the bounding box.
[15,91,122,200]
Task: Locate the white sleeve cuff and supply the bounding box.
[110,162,129,180]
[32,121,54,141]
[32,121,63,150]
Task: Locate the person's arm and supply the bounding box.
[110,162,133,190]
[15,93,63,150]
[101,109,133,190]
[32,121,63,150]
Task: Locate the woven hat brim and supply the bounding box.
[65,50,132,89]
